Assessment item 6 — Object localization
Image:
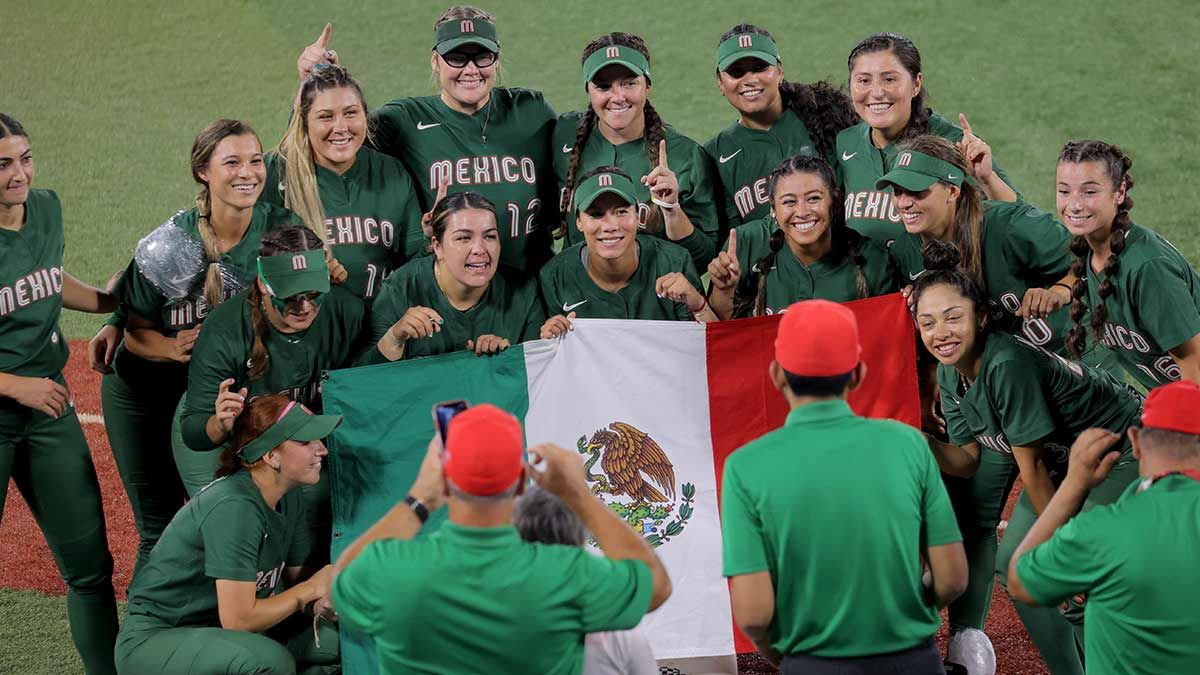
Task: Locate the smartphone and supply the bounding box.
[433,399,469,447]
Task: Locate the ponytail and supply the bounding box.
[195,188,226,309]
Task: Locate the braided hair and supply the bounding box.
[560,33,667,230]
[247,227,324,379]
[847,32,931,142]
[1060,140,1135,358]
[718,25,857,161]
[733,155,868,317]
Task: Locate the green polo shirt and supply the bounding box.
[721,399,960,657]
[538,236,701,321]
[358,256,544,365]
[890,200,1073,353]
[938,331,1141,482]
[332,522,653,675]
[121,470,308,634]
[704,109,821,225]
[1016,474,1200,674]
[1082,223,1200,389]
[722,218,898,315]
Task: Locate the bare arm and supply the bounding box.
[216,565,330,633]
[1169,333,1200,385]
[925,437,981,478]
[730,571,782,666]
[61,271,116,313]
[1012,442,1056,514]
[925,542,969,608]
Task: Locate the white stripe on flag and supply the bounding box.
[78,412,105,426]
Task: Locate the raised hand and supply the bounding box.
[297,23,339,81]
[325,249,348,285]
[539,311,575,339]
[525,443,590,502]
[1064,428,1122,491]
[390,306,444,342]
[656,272,706,313]
[956,113,995,182]
[214,378,248,434]
[467,334,511,356]
[708,229,740,292]
[642,139,679,208]
[421,177,450,240]
[1017,286,1068,319]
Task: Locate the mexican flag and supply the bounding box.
[325,293,919,673]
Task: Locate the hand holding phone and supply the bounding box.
[433,400,469,448]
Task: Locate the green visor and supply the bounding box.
[257,250,330,300]
[876,150,965,192]
[716,33,780,72]
[434,18,500,54]
[237,401,342,462]
[582,45,650,87]
[574,171,639,213]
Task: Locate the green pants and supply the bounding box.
[171,397,223,497]
[101,370,187,578]
[0,388,119,675]
[115,613,340,675]
[995,455,1140,675]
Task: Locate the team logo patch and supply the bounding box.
[738,35,753,48]
[598,174,613,187]
[605,46,620,59]
[460,19,474,33]
[578,422,695,548]
[291,254,308,271]
[898,152,913,167]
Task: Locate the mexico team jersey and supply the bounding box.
[0,189,68,378]
[178,286,366,451]
[263,147,426,302]
[704,109,821,225]
[835,113,1018,243]
[539,236,701,322]
[371,88,557,275]
[1082,223,1200,389]
[723,218,897,315]
[553,111,720,269]
[122,470,308,633]
[939,331,1142,482]
[360,257,544,364]
[890,200,1073,353]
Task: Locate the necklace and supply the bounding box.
[480,96,493,143]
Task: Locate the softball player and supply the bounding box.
[297,9,557,275]
[539,166,713,338]
[0,113,120,674]
[361,191,543,364]
[103,119,302,576]
[554,32,721,270]
[265,64,426,304]
[913,242,1144,675]
[175,228,365,566]
[1058,140,1200,388]
[115,394,339,675]
[705,24,858,225]
[837,32,1019,243]
[707,155,897,319]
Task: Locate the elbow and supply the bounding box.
[647,564,673,612]
[217,611,257,633]
[1006,561,1037,606]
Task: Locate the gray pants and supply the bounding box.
[782,639,942,675]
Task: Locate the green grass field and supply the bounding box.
[2,1,1198,672]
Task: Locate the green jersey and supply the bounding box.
[890,200,1073,353]
[122,470,308,633]
[722,400,960,656]
[0,188,68,378]
[539,236,701,321]
[333,522,652,675]
[1083,223,1200,389]
[723,218,898,316]
[359,257,544,365]
[553,111,720,269]
[939,331,1142,482]
[1016,474,1200,675]
[263,147,426,302]
[371,88,557,275]
[835,113,1018,243]
[704,109,822,225]
[179,287,366,451]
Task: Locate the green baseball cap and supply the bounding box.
[716,33,780,72]
[434,17,500,55]
[237,401,342,462]
[876,150,965,192]
[574,170,638,212]
[582,44,651,87]
[257,249,329,300]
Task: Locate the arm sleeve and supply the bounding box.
[1131,259,1200,353]
[367,104,406,162]
[938,370,975,446]
[518,284,547,343]
[721,459,770,576]
[285,494,311,567]
[180,320,242,451]
[573,553,654,633]
[356,272,409,366]
[919,437,963,546]
[391,166,429,265]
[261,153,286,209]
[202,499,268,581]
[331,540,394,636]
[125,263,169,324]
[537,265,562,318]
[1003,203,1073,284]
[674,143,720,269]
[861,238,901,296]
[988,358,1057,447]
[1015,511,1110,605]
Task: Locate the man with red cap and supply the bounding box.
[1009,380,1200,673]
[721,299,967,673]
[328,403,671,674]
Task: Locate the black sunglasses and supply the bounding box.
[441,51,498,69]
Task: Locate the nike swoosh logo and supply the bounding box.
[842,151,857,161]
[562,300,588,312]
[947,173,958,180]
[909,271,923,281]
[562,144,574,153]
[718,149,742,163]
[416,122,441,130]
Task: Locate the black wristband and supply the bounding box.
[404,495,429,524]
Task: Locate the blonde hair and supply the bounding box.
[433,5,495,26]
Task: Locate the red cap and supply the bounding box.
[774,299,862,376]
[1141,380,1200,435]
[443,404,525,496]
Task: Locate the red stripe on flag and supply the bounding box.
[705,293,920,654]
